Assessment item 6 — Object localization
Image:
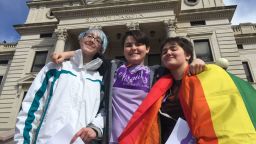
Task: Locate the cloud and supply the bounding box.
[0,0,29,43]
[0,0,255,42]
[224,0,256,24]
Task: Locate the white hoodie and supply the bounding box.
[15,49,104,144]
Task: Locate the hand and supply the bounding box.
[189,58,205,75]
[51,52,65,64]
[70,127,97,144]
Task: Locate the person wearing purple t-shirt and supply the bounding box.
[109,31,151,143]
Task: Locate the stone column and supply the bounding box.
[54,28,68,52]
[126,22,140,30]
[164,19,177,37]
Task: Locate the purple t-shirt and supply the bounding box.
[109,64,150,143]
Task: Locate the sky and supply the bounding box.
[0,0,255,43]
[0,0,29,43]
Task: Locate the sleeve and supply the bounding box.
[70,49,82,63]
[14,63,58,144]
[87,87,106,139]
[87,108,105,139]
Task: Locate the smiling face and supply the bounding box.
[123,36,150,65]
[161,42,191,71]
[79,32,102,60]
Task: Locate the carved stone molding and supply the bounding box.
[17,74,37,97]
[164,19,176,29]
[52,0,180,19]
[46,10,55,19]
[184,0,200,6]
[126,22,140,30]
[27,0,80,7]
[55,28,68,41]
[14,22,58,35]
[178,5,236,22]
[83,14,144,23]
[164,19,177,37]
[235,35,256,44]
[89,25,102,29]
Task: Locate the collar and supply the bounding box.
[71,49,103,71]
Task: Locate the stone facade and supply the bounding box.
[0,0,255,143]
[232,23,256,84]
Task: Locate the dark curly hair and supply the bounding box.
[160,37,194,63]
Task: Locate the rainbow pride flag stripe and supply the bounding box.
[180,64,256,143]
[119,64,256,144]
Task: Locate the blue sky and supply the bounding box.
[0,0,255,43]
[0,0,29,43]
[224,0,256,24]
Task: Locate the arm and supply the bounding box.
[89,108,105,139]
[189,58,206,75]
[51,51,76,64]
[14,63,55,144]
[70,109,105,143]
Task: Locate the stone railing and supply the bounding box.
[0,43,17,50]
[0,43,17,53]
[232,23,256,35]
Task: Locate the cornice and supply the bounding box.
[187,31,213,37]
[17,74,37,85]
[232,23,256,35]
[0,42,16,53]
[178,5,236,22]
[235,34,256,44]
[27,0,81,7]
[14,22,58,35]
[0,44,16,53]
[51,0,180,19]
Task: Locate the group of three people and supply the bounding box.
[15,28,255,144]
[15,28,203,144]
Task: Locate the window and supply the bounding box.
[242,62,254,82]
[190,20,206,26]
[237,44,243,49]
[0,60,8,65]
[193,39,213,62]
[148,54,161,66]
[31,51,48,72]
[0,76,3,86]
[40,33,53,38]
[184,0,199,6]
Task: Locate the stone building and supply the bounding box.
[0,0,255,143]
[232,23,256,83]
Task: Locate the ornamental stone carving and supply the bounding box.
[55,28,68,41]
[54,28,68,52]
[46,10,55,19]
[126,22,140,30]
[184,0,200,6]
[164,19,177,37]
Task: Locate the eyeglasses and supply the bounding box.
[84,34,102,45]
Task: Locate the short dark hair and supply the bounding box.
[122,30,150,48]
[160,37,194,63]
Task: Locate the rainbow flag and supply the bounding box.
[118,75,173,144]
[119,64,256,144]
